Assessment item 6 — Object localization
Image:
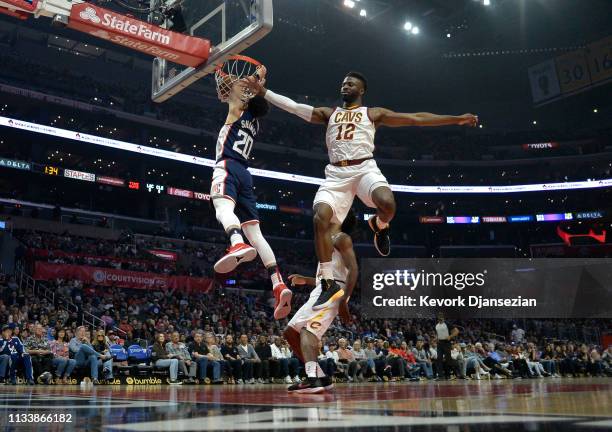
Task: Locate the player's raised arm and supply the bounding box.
[243,75,332,124]
[369,107,478,128]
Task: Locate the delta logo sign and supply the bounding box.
[68,4,210,68]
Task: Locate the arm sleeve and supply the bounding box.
[264,90,314,122]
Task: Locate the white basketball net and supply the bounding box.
[214,56,262,103]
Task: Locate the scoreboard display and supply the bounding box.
[44,165,61,176]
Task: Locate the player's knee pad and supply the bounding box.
[213,198,241,230]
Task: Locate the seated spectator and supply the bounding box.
[24,324,55,384]
[364,339,384,381]
[254,335,274,383]
[92,329,114,380]
[237,334,261,384]
[205,333,225,383]
[221,334,243,384]
[49,328,77,384]
[1,325,34,385]
[351,340,370,381]
[337,338,359,382]
[189,331,221,384]
[270,336,300,384]
[151,333,181,385]
[166,331,196,384]
[317,340,336,378]
[412,339,434,380]
[69,326,104,384]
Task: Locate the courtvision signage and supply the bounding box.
[2,115,612,194]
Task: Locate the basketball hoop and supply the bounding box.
[214,55,264,103]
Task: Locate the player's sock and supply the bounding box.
[376,216,389,231]
[228,228,244,246]
[319,262,333,282]
[316,363,326,378]
[268,265,284,288]
[305,361,318,378]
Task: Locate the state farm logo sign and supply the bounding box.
[78,6,170,45]
[68,3,210,68]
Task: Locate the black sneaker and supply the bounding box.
[287,377,325,394]
[368,216,390,256]
[312,279,344,310]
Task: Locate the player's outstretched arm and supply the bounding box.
[243,75,332,124]
[369,107,478,128]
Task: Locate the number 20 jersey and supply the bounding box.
[215,110,259,166]
[325,106,376,164]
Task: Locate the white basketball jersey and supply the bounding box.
[315,243,348,285]
[325,106,376,163]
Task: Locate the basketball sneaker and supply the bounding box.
[287,377,325,394]
[312,279,344,310]
[368,215,390,256]
[273,283,292,319]
[214,243,257,273]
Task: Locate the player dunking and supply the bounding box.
[211,60,292,319]
[283,210,358,393]
[244,72,478,308]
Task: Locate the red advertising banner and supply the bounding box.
[68,3,210,68]
[147,249,178,262]
[97,176,125,187]
[34,262,213,293]
[1,0,37,12]
[167,187,194,198]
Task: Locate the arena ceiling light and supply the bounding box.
[404,21,413,31]
[343,0,356,8]
[360,9,367,17]
[483,0,491,5]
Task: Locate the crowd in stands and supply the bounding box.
[1,272,610,385]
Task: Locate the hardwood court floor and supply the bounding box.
[0,377,610,431]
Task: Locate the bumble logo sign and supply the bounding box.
[125,376,162,385]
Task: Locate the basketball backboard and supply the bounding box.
[150,0,273,103]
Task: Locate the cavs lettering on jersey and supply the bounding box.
[215,110,259,166]
[325,106,376,163]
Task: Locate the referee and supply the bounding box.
[435,312,459,380]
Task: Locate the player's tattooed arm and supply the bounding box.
[369,107,478,128]
[288,274,317,287]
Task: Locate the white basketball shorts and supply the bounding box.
[288,283,343,340]
[313,159,389,224]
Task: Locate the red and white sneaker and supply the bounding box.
[214,243,257,274]
[273,283,292,320]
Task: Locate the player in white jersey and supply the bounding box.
[283,210,358,393]
[244,71,478,309]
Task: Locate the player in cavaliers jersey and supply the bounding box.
[283,210,358,393]
[244,71,478,309]
[211,66,292,320]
